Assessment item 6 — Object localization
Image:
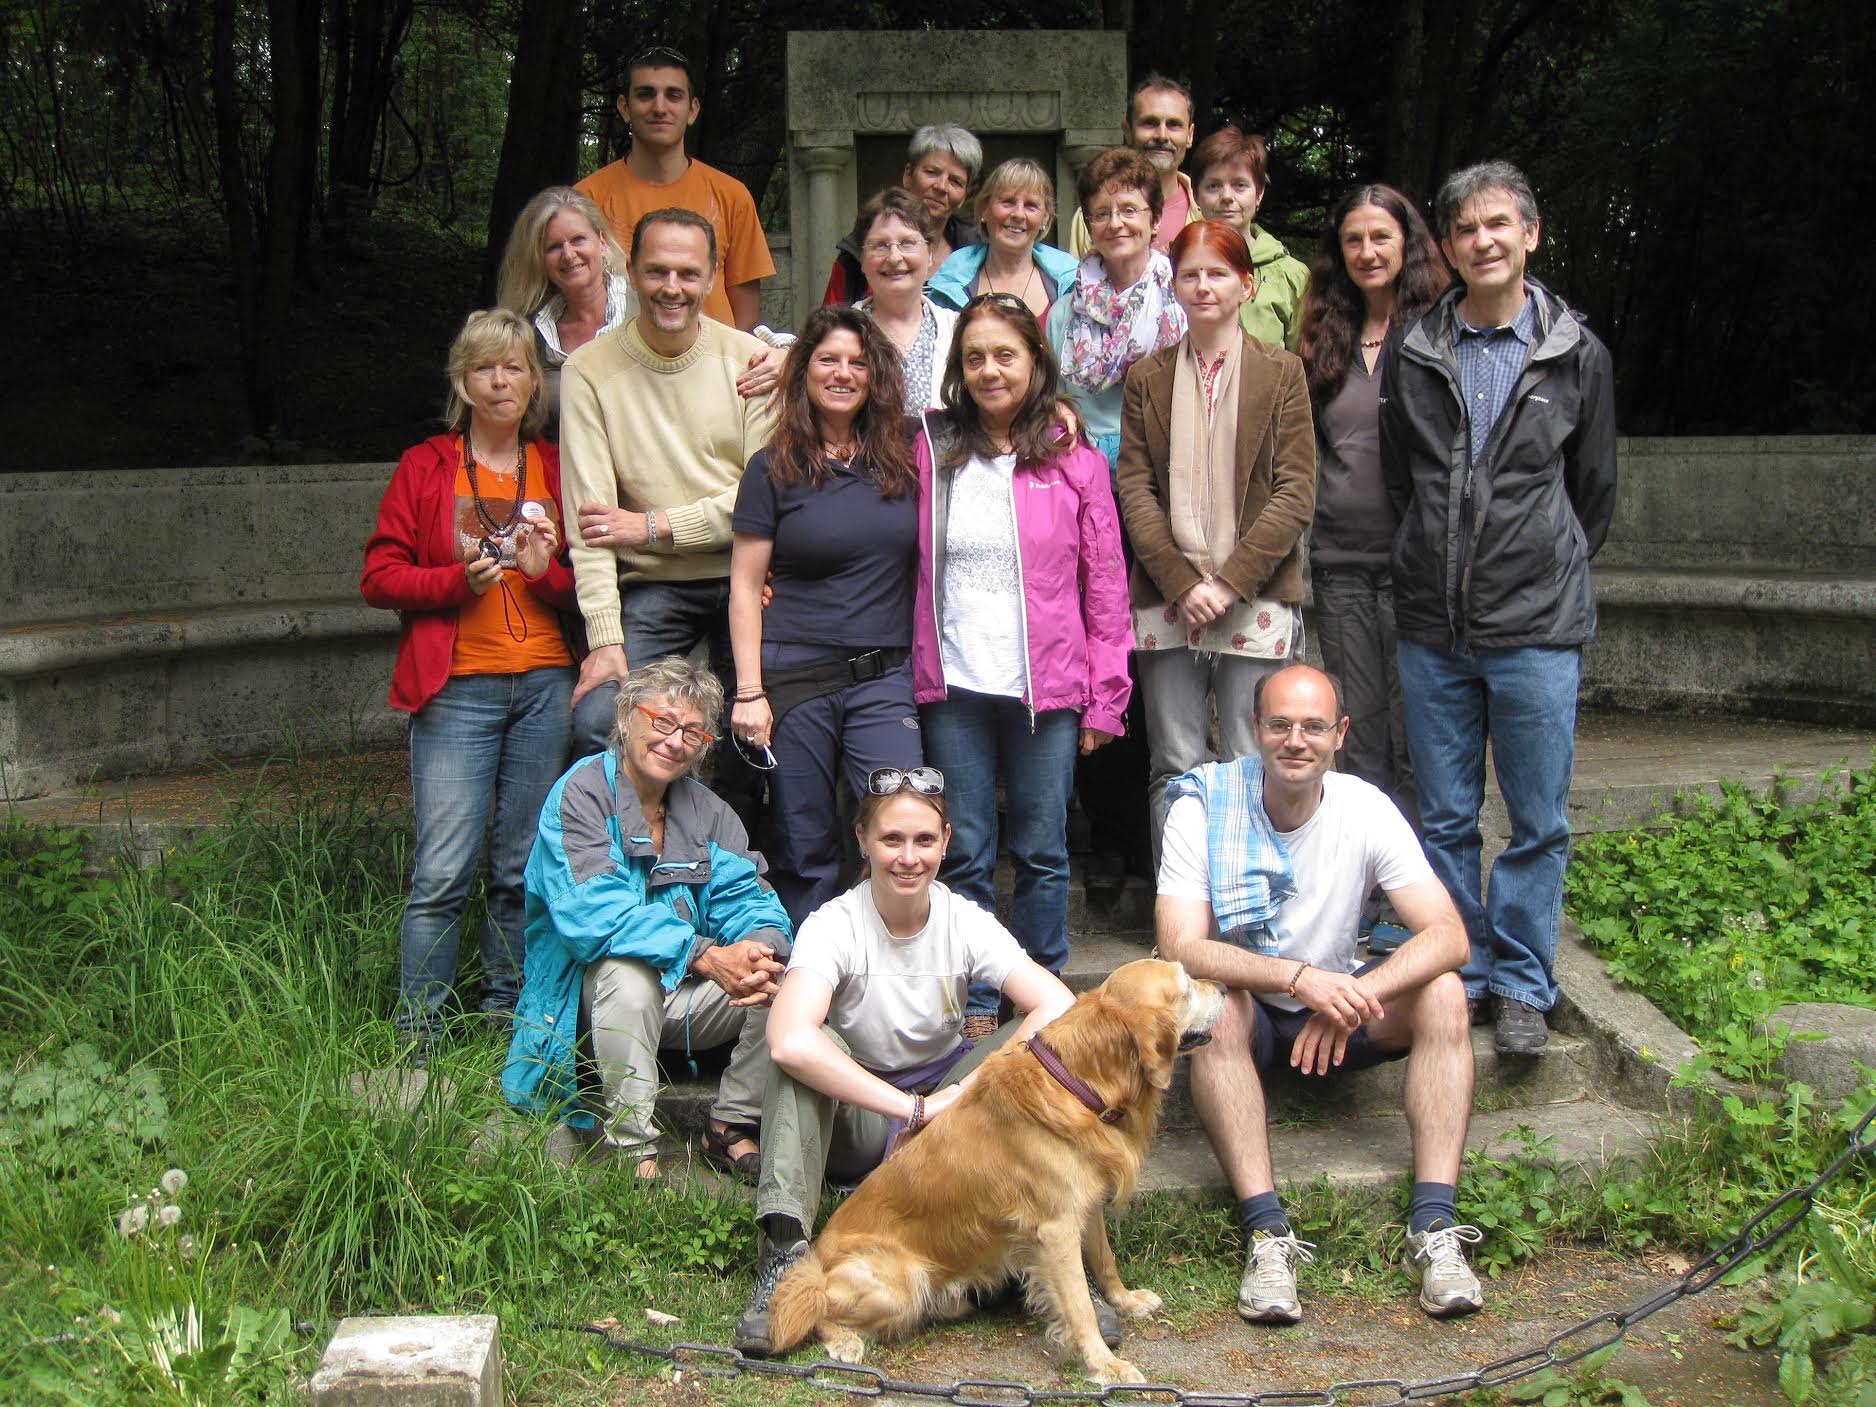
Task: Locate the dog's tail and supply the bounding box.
[765,1247,828,1353]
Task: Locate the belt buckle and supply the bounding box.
[848,649,884,683]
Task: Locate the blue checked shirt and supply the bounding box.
[1453,294,1537,463]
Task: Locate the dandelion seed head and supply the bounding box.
[160,1169,188,1195]
[157,1204,182,1228]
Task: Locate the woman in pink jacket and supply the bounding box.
[912,292,1133,1035]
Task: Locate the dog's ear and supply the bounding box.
[1142,1012,1179,1091]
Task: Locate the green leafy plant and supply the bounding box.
[0,1044,170,1177]
[1457,1127,1588,1276]
[1506,1345,1653,1406]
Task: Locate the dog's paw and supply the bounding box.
[1089,1355,1144,1386]
[821,1328,866,1365]
[1108,1287,1162,1320]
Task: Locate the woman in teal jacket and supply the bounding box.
[928,157,1078,320]
[502,656,792,1181]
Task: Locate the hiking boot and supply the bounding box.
[1402,1223,1485,1317]
[1494,998,1549,1054]
[733,1238,809,1355]
[1236,1230,1315,1323]
[1087,1269,1122,1350]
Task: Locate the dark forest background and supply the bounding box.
[3,0,1870,470]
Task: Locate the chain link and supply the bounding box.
[555,1101,1875,1406]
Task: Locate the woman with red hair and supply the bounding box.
[1191,128,1311,351]
[1114,220,1317,845]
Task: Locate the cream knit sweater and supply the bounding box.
[559,318,779,650]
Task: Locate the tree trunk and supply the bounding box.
[326,0,413,252]
[481,0,585,298]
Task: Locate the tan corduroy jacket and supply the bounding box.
[1114,330,1318,611]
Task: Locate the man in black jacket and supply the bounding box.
[1379,160,1617,1056]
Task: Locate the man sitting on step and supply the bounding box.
[1155,663,1482,1322]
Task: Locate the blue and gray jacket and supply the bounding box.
[501,749,791,1124]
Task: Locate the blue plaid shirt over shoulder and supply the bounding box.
[1452,293,1537,463]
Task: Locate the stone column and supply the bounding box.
[796,136,852,307]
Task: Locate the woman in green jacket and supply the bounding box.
[1190,128,1311,351]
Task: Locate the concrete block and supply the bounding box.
[310,1314,501,1406]
[1761,1002,1876,1100]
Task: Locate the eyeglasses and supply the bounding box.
[1088,202,1150,226]
[731,735,776,771]
[866,766,945,796]
[635,705,714,748]
[862,238,929,259]
[1258,717,1341,740]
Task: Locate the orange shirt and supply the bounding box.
[575,157,776,326]
[448,443,574,676]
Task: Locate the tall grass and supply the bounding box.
[0,762,756,1404]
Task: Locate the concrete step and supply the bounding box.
[643,1018,1592,1139]
[1138,1098,1662,1199]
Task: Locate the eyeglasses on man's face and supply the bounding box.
[1258,717,1340,740]
[635,704,714,748]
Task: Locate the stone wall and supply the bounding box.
[1584,437,1876,722]
[3,437,1872,797]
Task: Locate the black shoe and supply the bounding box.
[1087,1270,1122,1350]
[1494,998,1549,1054]
[734,1239,809,1356]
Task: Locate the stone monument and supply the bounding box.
[783,30,1126,326]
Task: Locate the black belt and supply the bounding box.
[763,647,910,725]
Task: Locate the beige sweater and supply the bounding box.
[559,318,779,649]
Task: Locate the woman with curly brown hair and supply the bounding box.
[1296,183,1450,839]
[728,304,925,928]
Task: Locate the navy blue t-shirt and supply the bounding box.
[731,447,918,647]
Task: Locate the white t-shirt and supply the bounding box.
[787,880,1025,1072]
[1158,772,1431,1012]
[939,452,1026,697]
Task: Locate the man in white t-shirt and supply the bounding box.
[1156,664,1481,1324]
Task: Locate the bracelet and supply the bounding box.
[734,689,767,702]
[908,1092,925,1131]
[645,509,662,548]
[1287,960,1310,999]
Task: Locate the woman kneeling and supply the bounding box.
[733,767,1076,1352]
[503,657,792,1181]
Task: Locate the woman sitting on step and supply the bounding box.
[502,656,792,1182]
[729,766,1076,1355]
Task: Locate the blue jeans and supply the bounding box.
[569,578,736,756]
[765,644,924,931]
[1397,639,1580,1012]
[398,666,573,1035]
[920,691,1080,1013]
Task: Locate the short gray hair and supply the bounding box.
[1435,160,1540,238]
[611,655,726,757]
[908,124,983,184]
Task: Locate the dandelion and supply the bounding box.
[157,1204,182,1228]
[160,1168,188,1196]
[177,1236,200,1261]
[117,1204,150,1237]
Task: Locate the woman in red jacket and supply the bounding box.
[361,308,578,1056]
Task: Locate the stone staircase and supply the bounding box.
[629,923,1662,1201]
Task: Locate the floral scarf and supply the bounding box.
[1059,251,1185,393]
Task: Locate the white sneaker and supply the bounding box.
[1402,1223,1485,1317]
[1236,1230,1315,1323]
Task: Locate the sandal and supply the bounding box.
[696,1121,762,1183]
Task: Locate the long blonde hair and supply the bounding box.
[495,187,628,318]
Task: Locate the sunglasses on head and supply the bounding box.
[866,766,945,797]
[964,291,1033,318]
[629,43,691,72]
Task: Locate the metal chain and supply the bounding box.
[554,1101,1874,1407]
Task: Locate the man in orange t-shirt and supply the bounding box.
[577,46,775,331]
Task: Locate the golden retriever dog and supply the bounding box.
[764,957,1225,1383]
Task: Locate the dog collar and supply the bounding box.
[1027,1034,1124,1125]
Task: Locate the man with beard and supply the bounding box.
[1068,75,1204,257]
[559,208,781,767]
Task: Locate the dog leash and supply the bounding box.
[1025,1034,1125,1125]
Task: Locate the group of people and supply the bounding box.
[358,46,1616,1352]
